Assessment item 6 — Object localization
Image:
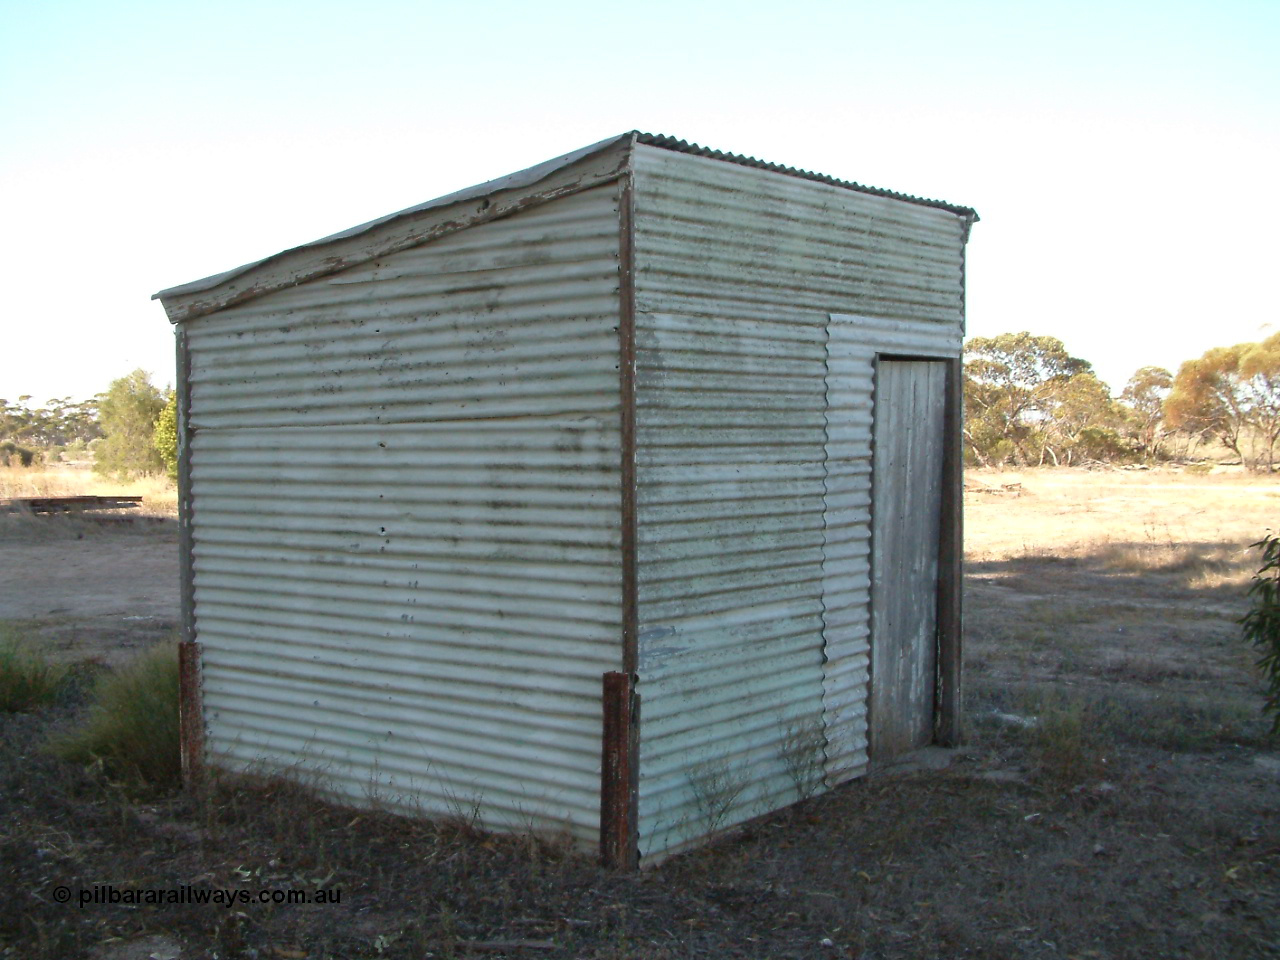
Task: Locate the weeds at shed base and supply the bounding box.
[52,642,180,793]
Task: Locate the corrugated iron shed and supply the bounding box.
[156,132,974,868]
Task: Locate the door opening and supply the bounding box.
[868,359,946,759]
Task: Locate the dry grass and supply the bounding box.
[967,466,1275,547]
[0,463,176,518]
[0,625,68,712]
[967,468,1268,611]
[1,465,1277,959]
[966,465,1278,803]
[0,464,177,543]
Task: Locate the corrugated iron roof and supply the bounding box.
[636,132,979,221]
[154,131,977,306]
[153,133,632,302]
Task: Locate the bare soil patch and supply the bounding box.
[1,469,1278,959]
[0,518,178,667]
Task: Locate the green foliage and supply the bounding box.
[956,332,1280,468]
[1119,366,1173,460]
[1165,334,1280,472]
[1239,534,1280,734]
[1073,426,1128,462]
[0,440,38,467]
[153,390,179,483]
[53,644,181,791]
[93,369,167,480]
[0,628,68,712]
[0,395,100,450]
[963,332,1129,466]
[1051,372,1132,464]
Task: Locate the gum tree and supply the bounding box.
[1164,334,1280,472]
[963,332,1096,466]
[1120,366,1173,460]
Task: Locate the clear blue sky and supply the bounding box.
[2,0,1276,402]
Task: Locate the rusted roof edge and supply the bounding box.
[635,132,979,223]
[152,132,635,304]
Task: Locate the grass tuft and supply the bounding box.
[0,627,68,712]
[1024,690,1109,785]
[53,643,181,791]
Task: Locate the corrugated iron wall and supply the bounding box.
[630,145,965,860]
[184,183,624,842]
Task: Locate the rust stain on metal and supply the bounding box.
[600,670,638,870]
[617,164,639,677]
[175,326,196,645]
[178,641,204,785]
[934,357,964,746]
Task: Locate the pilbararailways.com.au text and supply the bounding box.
[55,884,342,908]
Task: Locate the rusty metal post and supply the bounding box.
[175,325,204,784]
[602,152,641,870]
[600,671,639,869]
[178,641,204,784]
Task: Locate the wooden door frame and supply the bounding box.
[866,353,963,752]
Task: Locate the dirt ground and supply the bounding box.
[1,468,1278,959]
[0,517,178,667]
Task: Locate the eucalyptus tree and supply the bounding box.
[1165,334,1280,472]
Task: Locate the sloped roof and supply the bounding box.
[154,131,977,317]
[636,133,978,220]
[153,133,633,302]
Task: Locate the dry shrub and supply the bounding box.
[688,756,749,834]
[778,715,826,801]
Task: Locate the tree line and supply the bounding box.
[0,396,100,465]
[3,332,1278,479]
[1,370,177,481]
[964,331,1280,471]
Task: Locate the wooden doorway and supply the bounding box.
[868,358,946,759]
